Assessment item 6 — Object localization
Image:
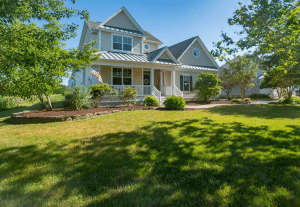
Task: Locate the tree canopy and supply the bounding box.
[0,0,99,110]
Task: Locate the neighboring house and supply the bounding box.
[69,7,220,102]
[219,57,275,98]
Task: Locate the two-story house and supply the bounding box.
[69,7,220,102]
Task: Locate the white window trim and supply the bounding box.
[144,43,150,51]
[111,34,133,53]
[111,67,133,85]
[192,48,200,58]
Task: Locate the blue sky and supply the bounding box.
[62,0,245,85]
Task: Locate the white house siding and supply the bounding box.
[133,68,143,85]
[105,11,138,31]
[158,51,173,61]
[143,42,159,53]
[100,66,112,85]
[133,36,143,55]
[179,41,215,67]
[101,31,111,51]
[91,33,99,49]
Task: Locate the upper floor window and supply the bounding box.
[113,35,132,52]
[193,48,200,58]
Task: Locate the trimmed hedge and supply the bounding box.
[144,96,159,106]
[164,96,186,110]
[279,97,300,104]
[249,93,272,99]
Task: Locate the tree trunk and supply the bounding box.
[240,87,246,99]
[38,94,47,109]
[45,95,53,111]
[226,91,231,99]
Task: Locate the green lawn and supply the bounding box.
[0,105,299,206]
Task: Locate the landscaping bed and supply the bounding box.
[10,106,159,124]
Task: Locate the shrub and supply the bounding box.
[0,96,18,110]
[227,96,234,101]
[70,85,90,110]
[107,88,119,106]
[249,93,271,99]
[243,98,251,101]
[53,84,71,95]
[195,72,222,101]
[231,98,242,103]
[164,96,186,110]
[279,97,300,104]
[62,100,73,108]
[144,96,159,106]
[120,86,138,106]
[65,94,72,100]
[90,84,110,107]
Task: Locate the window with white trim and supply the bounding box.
[113,35,132,52]
[193,48,200,58]
[113,68,132,85]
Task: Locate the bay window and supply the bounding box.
[113,35,132,52]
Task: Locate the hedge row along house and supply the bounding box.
[69,7,220,102]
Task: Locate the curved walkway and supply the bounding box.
[185,100,274,109]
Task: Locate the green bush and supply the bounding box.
[62,100,73,108]
[249,93,271,99]
[227,96,234,101]
[195,72,222,101]
[53,84,71,95]
[90,84,110,107]
[231,98,242,103]
[0,96,18,110]
[279,97,300,104]
[70,86,90,110]
[164,96,186,110]
[144,96,159,106]
[107,88,119,106]
[119,87,138,106]
[65,94,72,100]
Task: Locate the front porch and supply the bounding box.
[90,65,185,102]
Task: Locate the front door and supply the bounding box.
[143,71,150,95]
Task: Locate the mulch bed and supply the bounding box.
[20,105,159,118]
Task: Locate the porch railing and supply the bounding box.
[110,85,151,96]
[174,86,184,97]
[152,86,161,102]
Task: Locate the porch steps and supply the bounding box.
[160,96,167,104]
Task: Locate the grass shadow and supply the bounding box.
[0,118,300,206]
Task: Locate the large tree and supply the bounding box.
[226,56,258,99]
[219,70,235,99]
[211,0,300,97]
[0,0,99,110]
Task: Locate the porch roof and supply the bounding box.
[180,65,219,72]
[99,51,179,66]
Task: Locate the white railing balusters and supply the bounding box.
[152,86,161,102]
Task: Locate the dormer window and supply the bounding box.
[113,35,132,52]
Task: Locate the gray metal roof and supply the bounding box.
[98,24,144,36]
[144,31,163,44]
[180,65,219,71]
[99,51,178,65]
[87,21,101,30]
[99,51,218,70]
[168,36,198,60]
[147,47,166,61]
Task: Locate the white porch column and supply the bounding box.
[150,67,154,95]
[172,69,175,96]
[160,71,163,93]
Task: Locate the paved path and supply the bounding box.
[185,100,275,109]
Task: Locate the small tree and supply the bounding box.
[219,70,235,99]
[194,72,222,102]
[226,56,258,99]
[119,87,138,106]
[70,86,90,110]
[90,83,110,108]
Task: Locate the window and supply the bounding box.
[180,75,193,92]
[112,68,132,85]
[193,48,200,58]
[144,44,149,50]
[113,35,132,52]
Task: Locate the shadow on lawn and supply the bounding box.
[208,104,300,119]
[0,119,300,206]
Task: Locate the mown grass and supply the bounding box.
[0,105,299,206]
